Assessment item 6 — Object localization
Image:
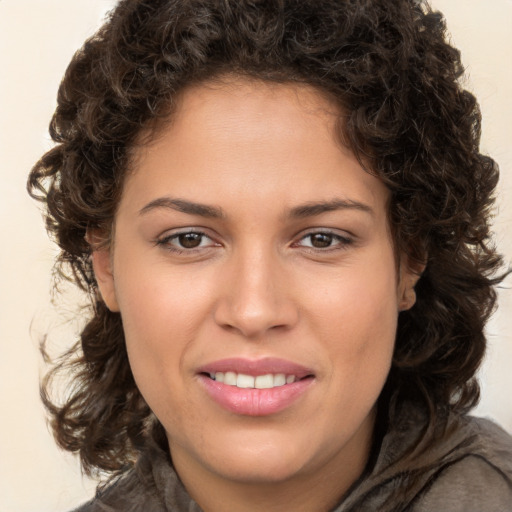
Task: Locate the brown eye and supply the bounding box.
[296,231,353,251]
[178,232,204,248]
[156,230,216,252]
[309,233,333,248]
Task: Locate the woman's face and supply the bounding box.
[94,79,417,491]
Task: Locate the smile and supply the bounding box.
[208,372,297,389]
[198,358,315,416]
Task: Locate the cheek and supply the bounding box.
[114,255,214,338]
[111,257,215,401]
[309,254,398,334]
[306,252,399,386]
[115,278,205,431]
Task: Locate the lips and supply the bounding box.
[197,358,315,416]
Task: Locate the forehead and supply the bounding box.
[137,78,342,163]
[123,78,388,216]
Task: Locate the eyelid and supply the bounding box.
[292,228,354,250]
[154,227,220,252]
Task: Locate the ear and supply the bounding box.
[398,257,425,312]
[88,231,120,312]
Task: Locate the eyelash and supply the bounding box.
[155,230,218,254]
[293,231,354,252]
[155,229,354,255]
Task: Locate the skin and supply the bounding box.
[93,78,419,512]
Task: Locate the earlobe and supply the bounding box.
[399,285,417,312]
[88,231,120,312]
[398,259,425,312]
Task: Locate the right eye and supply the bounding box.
[156,230,218,253]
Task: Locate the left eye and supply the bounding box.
[297,232,351,249]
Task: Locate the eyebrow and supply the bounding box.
[139,197,225,218]
[289,198,374,218]
[139,196,373,220]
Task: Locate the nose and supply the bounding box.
[213,247,299,339]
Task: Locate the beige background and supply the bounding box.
[0,1,511,511]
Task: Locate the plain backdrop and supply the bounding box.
[0,1,511,511]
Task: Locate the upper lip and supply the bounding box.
[197,357,314,379]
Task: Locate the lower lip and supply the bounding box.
[199,375,314,416]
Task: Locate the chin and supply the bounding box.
[209,450,308,484]
[191,427,326,484]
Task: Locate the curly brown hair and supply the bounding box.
[29,0,505,477]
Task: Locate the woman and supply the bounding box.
[28,0,512,510]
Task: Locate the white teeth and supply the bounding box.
[255,374,274,389]
[236,374,255,388]
[224,371,237,386]
[210,371,298,389]
[274,373,286,386]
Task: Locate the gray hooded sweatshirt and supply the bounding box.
[74,403,512,512]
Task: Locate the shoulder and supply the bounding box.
[69,468,162,512]
[343,407,512,512]
[414,454,512,512]
[68,436,199,512]
[68,444,165,512]
[413,416,512,512]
